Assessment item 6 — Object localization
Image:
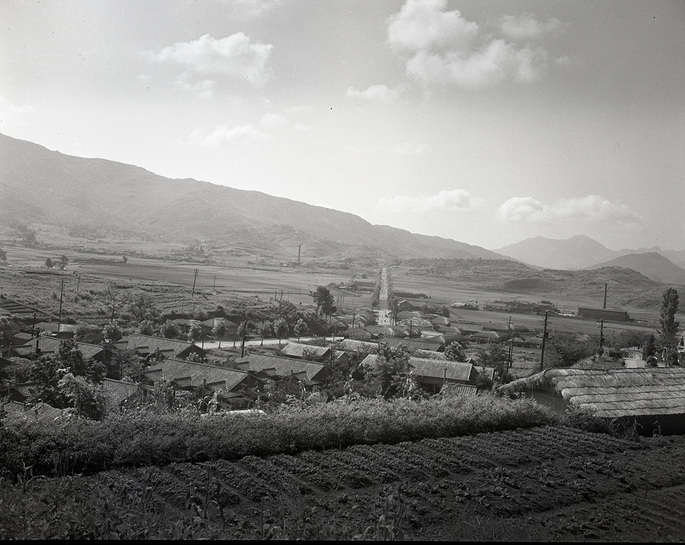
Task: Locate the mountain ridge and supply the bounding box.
[0,133,504,262]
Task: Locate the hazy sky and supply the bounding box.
[2,0,684,251]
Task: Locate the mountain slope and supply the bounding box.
[0,133,504,261]
[587,252,685,285]
[494,234,617,269]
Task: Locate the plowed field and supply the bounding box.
[7,425,685,541]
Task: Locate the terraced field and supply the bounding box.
[6,426,685,541]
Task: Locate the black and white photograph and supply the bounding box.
[1,0,684,540]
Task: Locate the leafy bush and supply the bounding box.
[0,393,558,478]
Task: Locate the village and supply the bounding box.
[2,263,683,436]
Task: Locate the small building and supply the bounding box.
[11,337,112,362]
[360,354,479,395]
[145,357,261,395]
[498,367,685,435]
[235,354,329,388]
[470,331,501,344]
[120,334,207,361]
[577,307,630,322]
[279,342,332,362]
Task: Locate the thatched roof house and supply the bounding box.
[499,368,685,435]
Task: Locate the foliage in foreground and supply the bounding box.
[0,393,558,478]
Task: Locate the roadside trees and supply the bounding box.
[311,286,336,319]
[444,341,467,362]
[187,320,203,344]
[212,318,228,348]
[273,317,289,346]
[160,319,180,339]
[294,318,308,341]
[257,320,272,346]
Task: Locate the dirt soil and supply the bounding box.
[11,425,685,541]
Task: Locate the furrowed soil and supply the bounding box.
[7,426,685,541]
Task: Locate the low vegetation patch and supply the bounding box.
[0,393,557,478]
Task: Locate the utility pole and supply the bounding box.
[191,268,198,297]
[599,319,605,353]
[540,311,549,373]
[507,315,514,369]
[57,275,65,334]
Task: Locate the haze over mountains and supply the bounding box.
[496,235,685,285]
[1,132,684,287]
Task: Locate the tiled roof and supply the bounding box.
[2,400,67,422]
[360,355,476,384]
[280,342,331,359]
[13,337,107,359]
[236,354,327,383]
[103,378,139,409]
[145,358,252,392]
[123,334,205,357]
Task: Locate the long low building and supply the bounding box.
[577,307,630,322]
[499,367,685,435]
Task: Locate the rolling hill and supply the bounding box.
[496,234,685,275]
[0,133,504,262]
[587,252,685,285]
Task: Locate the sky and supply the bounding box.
[1,0,684,252]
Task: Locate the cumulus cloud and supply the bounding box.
[346,84,400,103]
[387,0,565,89]
[501,13,568,41]
[378,189,483,213]
[497,195,641,225]
[174,72,215,98]
[178,124,269,147]
[147,33,273,86]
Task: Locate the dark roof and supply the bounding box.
[13,337,107,359]
[103,378,139,409]
[146,358,254,392]
[499,368,685,418]
[236,354,327,384]
[122,334,205,357]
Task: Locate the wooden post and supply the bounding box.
[540,311,549,373]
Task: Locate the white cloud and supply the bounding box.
[346,84,400,103]
[177,124,269,147]
[393,142,427,155]
[174,72,215,98]
[387,0,478,53]
[260,112,287,127]
[0,95,36,124]
[378,189,483,213]
[387,0,564,89]
[497,195,641,225]
[501,13,568,41]
[147,33,273,86]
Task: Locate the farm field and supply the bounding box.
[5,426,685,541]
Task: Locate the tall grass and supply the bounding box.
[0,393,558,477]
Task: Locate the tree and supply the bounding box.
[257,320,272,346]
[45,257,53,269]
[122,255,128,264]
[0,316,14,348]
[136,319,156,336]
[58,255,69,270]
[311,286,336,318]
[476,343,509,382]
[101,283,122,322]
[359,342,416,399]
[293,318,308,341]
[212,318,228,348]
[659,288,680,365]
[187,320,203,344]
[642,334,657,361]
[160,319,180,339]
[58,373,106,419]
[273,317,289,346]
[127,294,160,324]
[102,322,123,343]
[444,341,467,362]
[0,248,6,262]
